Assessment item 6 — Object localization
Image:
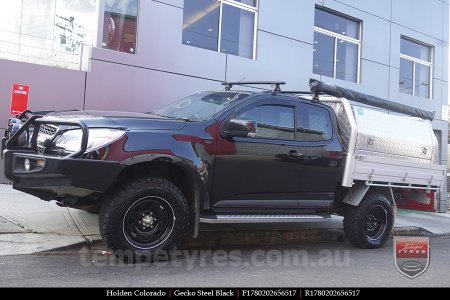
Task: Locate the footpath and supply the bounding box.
[1,184,450,255]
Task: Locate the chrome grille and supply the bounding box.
[37,146,45,155]
[39,124,58,136]
[36,124,59,155]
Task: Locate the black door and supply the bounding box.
[211,97,306,209]
[296,102,343,207]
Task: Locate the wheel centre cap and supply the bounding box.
[141,214,155,227]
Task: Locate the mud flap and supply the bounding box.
[342,181,370,206]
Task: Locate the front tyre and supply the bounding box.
[343,192,394,249]
[99,176,190,260]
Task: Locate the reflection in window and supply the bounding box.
[154,91,249,121]
[313,8,361,83]
[313,32,334,78]
[221,4,255,58]
[401,38,431,61]
[103,0,139,54]
[336,39,358,82]
[182,0,220,51]
[182,0,258,59]
[314,8,359,39]
[239,105,295,140]
[0,0,97,70]
[399,37,433,99]
[298,105,332,142]
[415,64,431,98]
[232,0,257,6]
[399,59,414,95]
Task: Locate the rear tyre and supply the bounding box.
[99,176,190,261]
[343,192,394,249]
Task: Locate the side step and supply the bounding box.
[200,214,330,224]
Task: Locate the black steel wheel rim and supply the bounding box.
[123,196,175,249]
[364,205,387,241]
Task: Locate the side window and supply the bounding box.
[102,0,139,54]
[298,105,332,142]
[238,105,295,140]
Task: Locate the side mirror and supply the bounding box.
[224,119,258,138]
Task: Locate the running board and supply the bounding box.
[200,214,330,224]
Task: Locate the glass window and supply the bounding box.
[182,0,258,59]
[401,38,430,61]
[239,105,295,140]
[414,64,431,98]
[220,4,255,58]
[233,0,257,7]
[0,0,97,70]
[399,37,433,99]
[0,1,21,61]
[313,8,361,83]
[182,0,220,51]
[314,8,359,39]
[313,32,334,78]
[336,39,358,82]
[399,59,414,95]
[298,105,332,142]
[154,91,250,121]
[20,0,54,53]
[102,0,139,54]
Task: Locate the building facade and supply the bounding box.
[0,0,448,211]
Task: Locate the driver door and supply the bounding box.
[211,96,306,209]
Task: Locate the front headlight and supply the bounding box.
[54,128,125,153]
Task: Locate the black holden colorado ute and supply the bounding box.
[3,79,443,258]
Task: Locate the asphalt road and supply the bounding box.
[0,237,449,287]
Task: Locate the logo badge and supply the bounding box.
[394,237,430,279]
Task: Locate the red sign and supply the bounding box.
[10,83,30,115]
[396,190,434,212]
[394,237,430,279]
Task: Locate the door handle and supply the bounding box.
[287,150,302,159]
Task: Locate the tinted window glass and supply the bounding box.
[401,38,430,61]
[182,0,220,51]
[103,0,139,54]
[313,32,334,78]
[336,39,358,82]
[314,8,359,39]
[399,59,414,95]
[399,37,432,98]
[415,64,431,98]
[182,0,257,59]
[220,4,255,58]
[154,91,249,121]
[233,0,257,7]
[239,105,295,140]
[313,8,360,83]
[0,0,97,70]
[298,105,332,142]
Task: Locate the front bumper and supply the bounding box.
[3,150,124,200]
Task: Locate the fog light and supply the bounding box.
[24,159,31,171]
[35,159,46,168]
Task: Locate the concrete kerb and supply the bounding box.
[78,217,450,253]
[40,227,346,255]
[42,225,441,255]
[392,226,435,237]
[2,183,449,255]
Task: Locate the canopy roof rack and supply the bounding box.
[222,81,285,92]
[309,78,435,121]
[221,79,435,121]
